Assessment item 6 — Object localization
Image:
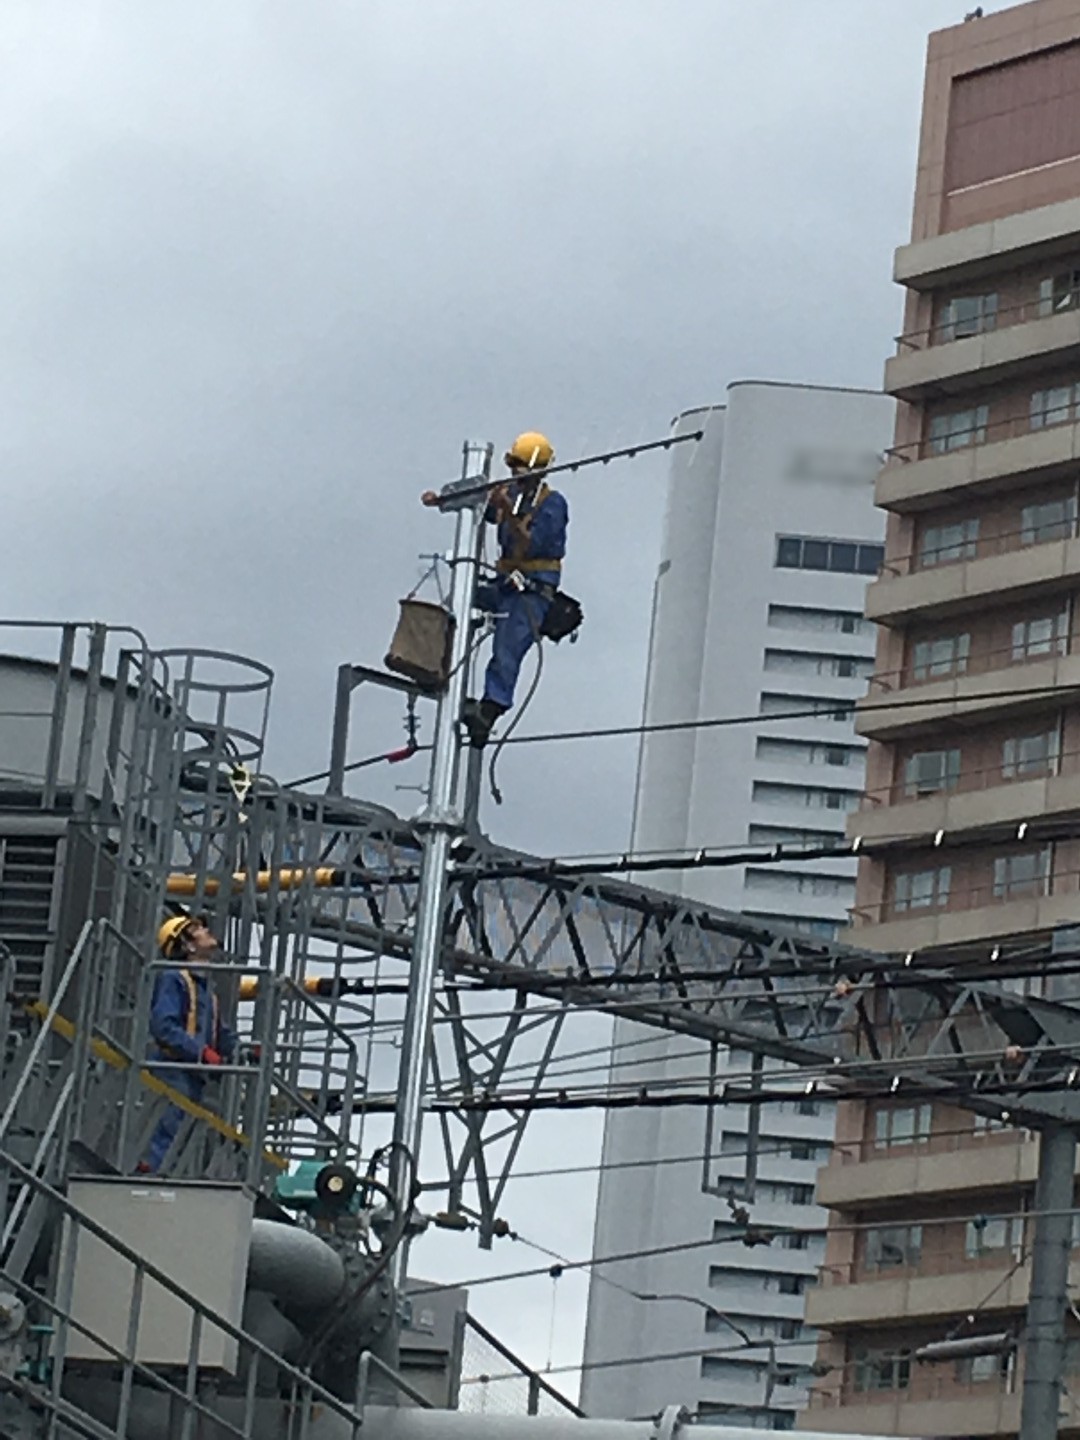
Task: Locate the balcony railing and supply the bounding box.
[807,1365,1018,1413]
[816,1241,1027,1289]
[827,1126,1027,1168]
[895,291,1078,354]
[847,863,1078,927]
[886,407,1079,465]
[880,514,1079,578]
[859,743,1076,810]
[866,632,1075,695]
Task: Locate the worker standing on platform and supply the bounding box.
[422,430,569,746]
[141,912,236,1173]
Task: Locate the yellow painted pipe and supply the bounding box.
[238,976,331,1001]
[165,867,342,897]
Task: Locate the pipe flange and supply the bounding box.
[654,1405,688,1439]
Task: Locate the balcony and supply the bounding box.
[816,1131,1034,1211]
[868,527,1080,626]
[886,301,1080,403]
[804,1374,1022,1437]
[807,1251,1031,1330]
[849,751,1080,850]
[894,192,1080,292]
[876,413,1080,514]
[844,865,1080,956]
[856,644,1080,742]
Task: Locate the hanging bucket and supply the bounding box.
[385,598,455,690]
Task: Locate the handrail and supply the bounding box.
[886,404,1080,464]
[880,512,1080,577]
[867,632,1074,694]
[0,1142,366,1436]
[0,917,95,1143]
[894,289,1079,353]
[859,743,1078,809]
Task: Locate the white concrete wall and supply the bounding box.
[581,382,894,1427]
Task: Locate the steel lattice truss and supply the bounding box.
[278,802,1080,1236]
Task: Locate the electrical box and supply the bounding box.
[59,1178,253,1372]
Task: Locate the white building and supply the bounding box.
[581,381,895,1429]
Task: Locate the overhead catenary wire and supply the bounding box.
[287,677,1078,788]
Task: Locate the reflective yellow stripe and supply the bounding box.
[179,969,198,1037]
[25,1002,286,1170]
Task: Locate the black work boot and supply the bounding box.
[463,698,506,748]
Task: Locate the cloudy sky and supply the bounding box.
[3,0,980,1406]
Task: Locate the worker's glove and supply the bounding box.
[238,1042,262,1066]
[201,1046,222,1066]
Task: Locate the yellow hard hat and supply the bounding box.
[505,432,554,471]
[157,914,193,957]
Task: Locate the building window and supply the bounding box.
[763,650,875,680]
[957,1351,1015,1386]
[1038,269,1080,317]
[759,692,851,723]
[928,404,989,454]
[874,1104,932,1148]
[767,604,871,636]
[1002,728,1059,780]
[903,747,961,797]
[775,535,884,575]
[893,866,952,912]
[1021,495,1077,545]
[936,292,998,342]
[751,781,861,812]
[965,1212,1024,1259]
[747,824,846,848]
[1030,384,1080,430]
[777,1274,806,1296]
[745,869,855,899]
[852,1348,912,1394]
[755,737,865,768]
[992,848,1051,901]
[911,632,970,681]
[864,1223,923,1271]
[919,519,979,568]
[1011,610,1068,661]
[798,1097,820,1116]
[784,1232,810,1250]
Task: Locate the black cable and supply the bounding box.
[488,618,545,807]
[287,677,1073,789]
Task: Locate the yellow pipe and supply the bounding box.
[238,975,329,1001]
[165,867,341,897]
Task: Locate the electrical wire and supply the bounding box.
[488,629,544,807]
[285,677,1076,789]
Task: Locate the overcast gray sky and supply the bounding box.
[3,0,977,1405]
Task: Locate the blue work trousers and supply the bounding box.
[145,1069,204,1172]
[477,581,552,711]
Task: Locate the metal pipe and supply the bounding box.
[246,1219,345,1315]
[389,442,489,1289]
[1019,1123,1076,1440]
[328,664,355,796]
[166,867,344,896]
[357,1406,688,1440]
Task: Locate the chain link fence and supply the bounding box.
[458,1314,583,1418]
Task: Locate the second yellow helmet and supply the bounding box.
[505,431,554,471]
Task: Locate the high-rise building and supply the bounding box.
[581,381,893,1428]
[807,4,1080,1436]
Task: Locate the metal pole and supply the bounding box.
[327,663,355,795]
[1019,1123,1076,1440]
[389,442,490,1291]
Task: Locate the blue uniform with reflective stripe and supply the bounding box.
[480,484,569,710]
[145,967,235,1171]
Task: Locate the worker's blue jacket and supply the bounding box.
[149,967,236,1069]
[487,482,568,586]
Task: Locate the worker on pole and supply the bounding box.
[422,431,569,746]
[141,912,237,1172]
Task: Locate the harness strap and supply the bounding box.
[159,968,218,1058]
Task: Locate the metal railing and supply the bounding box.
[848,860,1080,927]
[859,743,1076,809]
[895,289,1080,353]
[866,631,1075,694]
[880,512,1080,577]
[458,1313,583,1417]
[886,406,1080,464]
[0,1145,366,1440]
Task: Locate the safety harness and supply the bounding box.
[158,967,219,1059]
[495,482,563,576]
